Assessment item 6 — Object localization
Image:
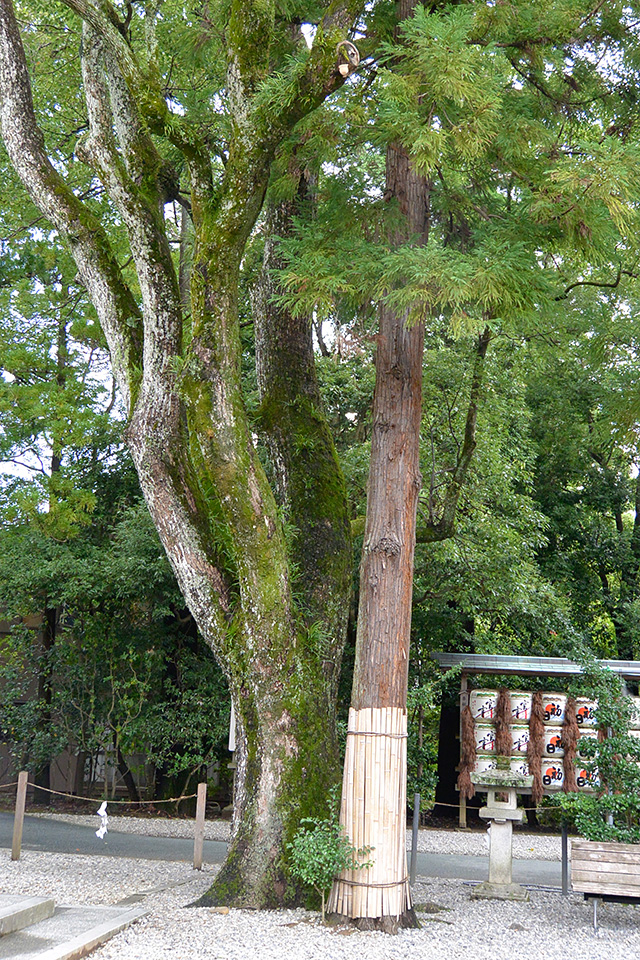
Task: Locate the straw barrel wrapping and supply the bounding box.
[562,696,579,793]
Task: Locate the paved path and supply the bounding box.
[0,813,227,864]
[0,813,562,886]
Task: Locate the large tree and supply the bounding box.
[322,0,640,925]
[327,0,426,930]
[0,0,361,906]
[2,0,640,919]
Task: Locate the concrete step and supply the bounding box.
[0,899,55,937]
[0,903,146,960]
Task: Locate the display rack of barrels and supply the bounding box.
[469,690,640,793]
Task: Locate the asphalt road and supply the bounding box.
[0,813,228,864]
[0,812,562,886]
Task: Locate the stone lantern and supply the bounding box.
[470,764,534,901]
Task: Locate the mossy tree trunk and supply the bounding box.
[254,171,353,684]
[198,171,353,906]
[0,0,362,907]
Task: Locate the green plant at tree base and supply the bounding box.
[546,661,640,843]
[288,791,372,922]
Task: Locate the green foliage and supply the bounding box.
[407,678,439,807]
[0,497,230,788]
[262,0,640,691]
[377,6,506,171]
[288,790,372,921]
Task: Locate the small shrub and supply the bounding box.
[288,797,372,921]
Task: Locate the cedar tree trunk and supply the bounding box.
[329,0,428,930]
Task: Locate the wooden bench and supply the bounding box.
[571,839,640,931]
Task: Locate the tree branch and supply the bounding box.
[78,22,183,375]
[59,0,213,199]
[555,263,640,300]
[416,327,491,543]
[75,23,236,639]
[0,1,236,639]
[254,0,367,151]
[0,0,141,410]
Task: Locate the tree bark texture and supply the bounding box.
[201,176,354,908]
[329,0,428,928]
[254,174,353,686]
[0,0,364,907]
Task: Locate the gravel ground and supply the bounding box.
[28,810,562,860]
[2,846,639,960]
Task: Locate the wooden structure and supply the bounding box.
[571,839,640,931]
[431,653,640,828]
[432,653,640,681]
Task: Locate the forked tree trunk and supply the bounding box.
[195,179,352,908]
[328,0,428,930]
[0,0,361,909]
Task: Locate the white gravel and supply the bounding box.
[2,845,638,960]
[1,814,636,957]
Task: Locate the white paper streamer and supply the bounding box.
[96,800,108,839]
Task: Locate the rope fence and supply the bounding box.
[4,771,210,867]
[4,773,564,892]
[338,876,410,889]
[431,799,542,813]
[13,782,199,805]
[0,780,197,804]
[0,780,542,812]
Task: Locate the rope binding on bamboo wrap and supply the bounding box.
[336,877,409,889]
[346,731,408,738]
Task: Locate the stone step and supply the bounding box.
[0,899,55,937]
[0,904,146,960]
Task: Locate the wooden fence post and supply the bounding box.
[193,782,207,870]
[11,771,28,861]
[459,673,468,828]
